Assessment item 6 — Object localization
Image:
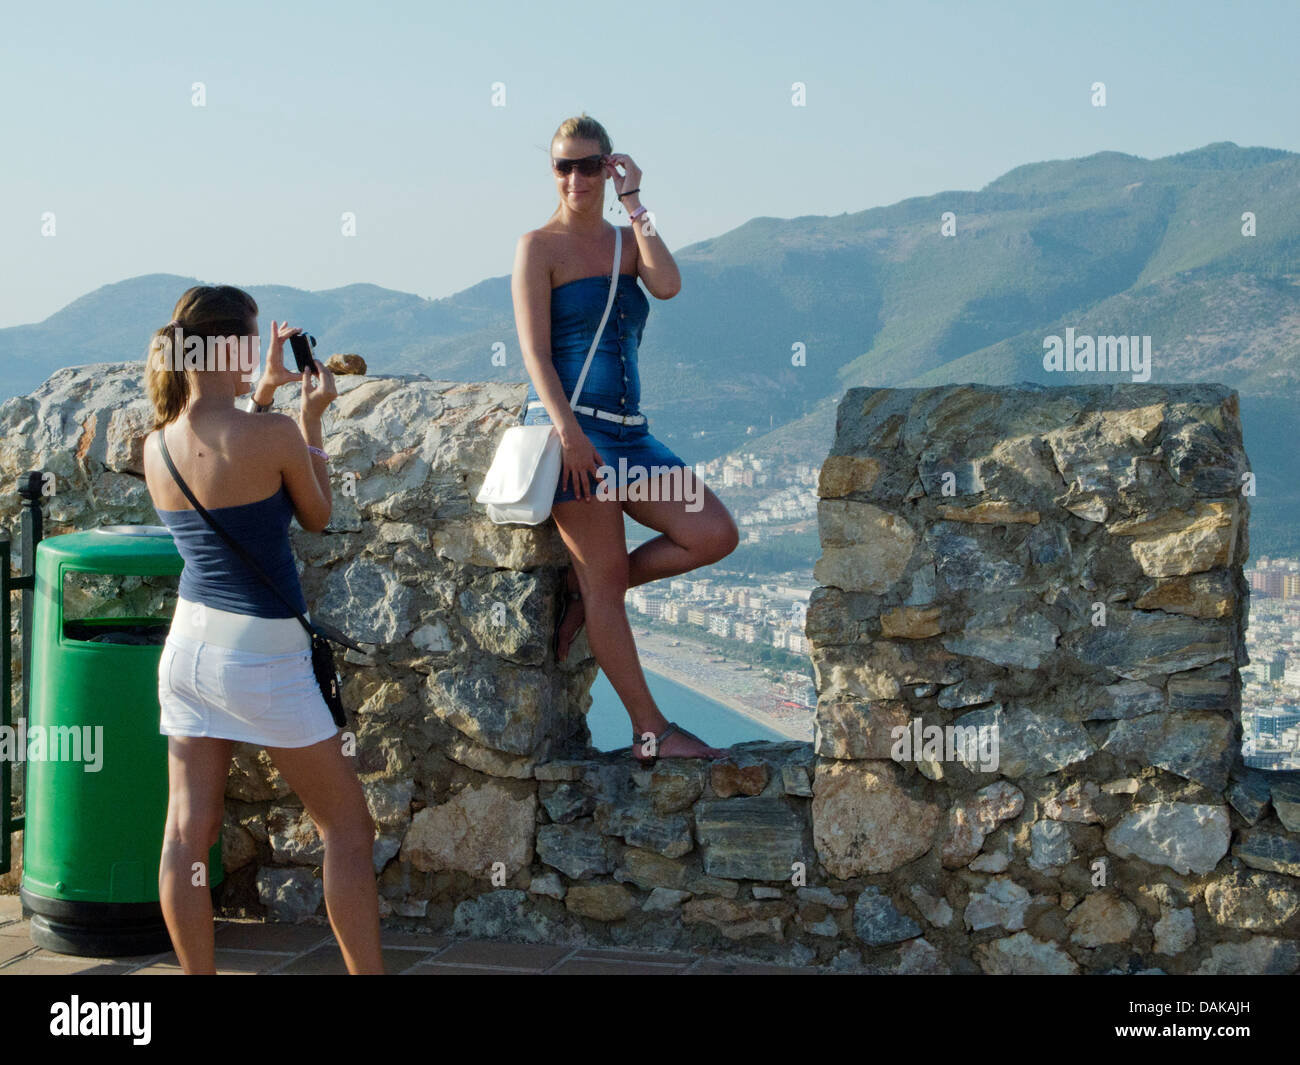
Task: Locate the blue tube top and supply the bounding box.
[155,483,309,619]
[524,273,650,414]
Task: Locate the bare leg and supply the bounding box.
[555,470,740,660]
[551,470,739,758]
[266,734,383,974]
[622,470,740,586]
[159,736,234,974]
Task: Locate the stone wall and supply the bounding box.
[806,383,1298,974]
[3,367,1297,972]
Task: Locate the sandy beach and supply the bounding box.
[632,627,813,742]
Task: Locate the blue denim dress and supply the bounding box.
[523,272,691,504]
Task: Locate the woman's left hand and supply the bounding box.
[605,153,642,199]
[260,320,305,391]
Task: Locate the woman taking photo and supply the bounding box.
[142,284,382,974]
[513,114,740,763]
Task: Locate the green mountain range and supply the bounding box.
[2,141,1297,552]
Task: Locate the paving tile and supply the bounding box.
[6,946,158,967]
[571,947,695,966]
[687,960,817,974]
[404,961,538,975]
[550,958,687,975]
[431,940,572,970]
[380,929,452,949]
[273,944,429,975]
[0,902,849,974]
[127,948,293,974]
[1,955,135,975]
[0,938,34,965]
[214,920,334,952]
[128,948,289,975]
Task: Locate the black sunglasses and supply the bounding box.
[551,154,606,177]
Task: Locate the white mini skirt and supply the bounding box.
[157,597,338,749]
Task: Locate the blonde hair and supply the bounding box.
[551,112,612,156]
[144,285,258,429]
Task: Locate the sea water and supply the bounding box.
[585,667,786,751]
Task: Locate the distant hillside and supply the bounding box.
[2,141,1297,552]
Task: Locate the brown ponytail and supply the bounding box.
[144,284,258,429]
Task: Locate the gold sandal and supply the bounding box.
[631,721,717,766]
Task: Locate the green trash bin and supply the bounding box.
[20,524,223,956]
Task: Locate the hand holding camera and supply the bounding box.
[301,358,337,421]
[258,319,336,420]
[261,320,309,390]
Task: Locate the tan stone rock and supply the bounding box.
[1203,870,1300,932]
[710,760,768,798]
[683,897,747,923]
[0,830,21,892]
[880,605,943,639]
[683,898,786,940]
[814,696,910,760]
[268,806,324,865]
[1066,892,1139,947]
[818,455,882,497]
[221,821,258,873]
[1109,501,1240,577]
[443,734,537,779]
[615,848,685,890]
[814,502,917,593]
[1134,571,1235,617]
[1153,907,1195,955]
[814,641,960,703]
[936,502,1040,525]
[975,931,1080,975]
[813,760,941,877]
[1044,781,1104,824]
[565,883,637,921]
[326,353,367,375]
[227,745,293,803]
[638,761,708,813]
[400,782,536,877]
[941,781,1025,868]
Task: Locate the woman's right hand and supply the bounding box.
[300,359,337,420]
[559,429,607,502]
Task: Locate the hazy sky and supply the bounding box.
[1,0,1296,329]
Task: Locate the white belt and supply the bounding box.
[170,595,310,653]
[528,401,645,426]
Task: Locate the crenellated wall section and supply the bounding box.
[3,368,1295,973]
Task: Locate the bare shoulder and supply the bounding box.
[143,425,174,467]
[620,222,641,267]
[516,226,557,260]
[251,411,300,446]
[514,228,557,287]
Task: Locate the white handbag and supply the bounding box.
[476,227,623,525]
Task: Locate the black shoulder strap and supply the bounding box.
[157,424,315,635]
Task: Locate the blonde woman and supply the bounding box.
[513,114,740,763]
[142,285,382,973]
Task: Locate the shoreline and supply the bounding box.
[632,629,811,742]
